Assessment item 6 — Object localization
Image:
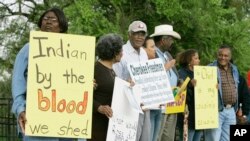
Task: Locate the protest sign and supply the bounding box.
[106,77,139,141]
[127,58,174,109]
[25,31,95,138]
[166,77,190,114]
[194,66,218,129]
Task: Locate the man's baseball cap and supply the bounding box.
[128,21,147,33]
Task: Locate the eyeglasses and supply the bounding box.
[43,16,58,22]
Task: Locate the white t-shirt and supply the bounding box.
[113,40,148,81]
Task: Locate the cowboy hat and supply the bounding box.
[150,24,181,39]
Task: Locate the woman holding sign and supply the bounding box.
[88,33,123,141]
[11,7,84,141]
[176,49,202,141]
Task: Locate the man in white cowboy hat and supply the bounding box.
[150,24,181,141]
[113,20,151,141]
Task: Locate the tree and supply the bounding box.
[0,0,75,71]
[1,0,250,98]
[152,0,250,73]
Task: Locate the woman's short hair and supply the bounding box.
[177,49,198,68]
[96,33,123,60]
[37,7,68,33]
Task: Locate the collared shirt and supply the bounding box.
[113,40,148,81]
[219,65,237,105]
[155,47,178,87]
[208,60,239,111]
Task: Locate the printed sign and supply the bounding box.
[26,31,95,138]
[127,58,174,109]
[166,77,190,114]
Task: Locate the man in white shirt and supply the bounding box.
[113,20,150,141]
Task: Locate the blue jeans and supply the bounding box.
[136,111,151,141]
[204,107,236,141]
[188,129,203,141]
[150,110,162,141]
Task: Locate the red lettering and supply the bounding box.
[52,89,56,112]
[66,101,76,113]
[38,89,50,111]
[76,91,88,114]
[57,99,66,112]
[37,89,88,114]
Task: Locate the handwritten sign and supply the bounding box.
[194,66,218,129]
[106,77,139,141]
[25,31,95,138]
[166,77,190,114]
[127,58,174,109]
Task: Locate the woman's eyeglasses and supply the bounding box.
[43,16,58,22]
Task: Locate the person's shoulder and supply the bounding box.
[230,63,240,75]
[230,62,238,68]
[178,67,185,73]
[17,43,29,56]
[178,67,188,76]
[140,47,147,54]
[208,60,217,66]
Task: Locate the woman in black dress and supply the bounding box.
[88,33,123,141]
[176,49,202,141]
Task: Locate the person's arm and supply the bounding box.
[93,95,101,113]
[11,43,29,133]
[97,105,113,118]
[93,86,113,118]
[93,64,113,118]
[241,78,250,116]
[164,59,176,71]
[237,76,250,124]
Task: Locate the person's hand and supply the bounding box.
[191,79,197,87]
[129,81,135,87]
[140,103,149,112]
[237,115,248,125]
[93,79,98,90]
[164,59,176,70]
[127,78,135,87]
[18,111,27,134]
[159,104,165,108]
[97,105,113,118]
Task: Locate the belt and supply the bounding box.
[224,104,234,109]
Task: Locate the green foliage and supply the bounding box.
[0,76,11,98]
[0,0,250,97]
[151,0,250,76]
[65,0,119,38]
